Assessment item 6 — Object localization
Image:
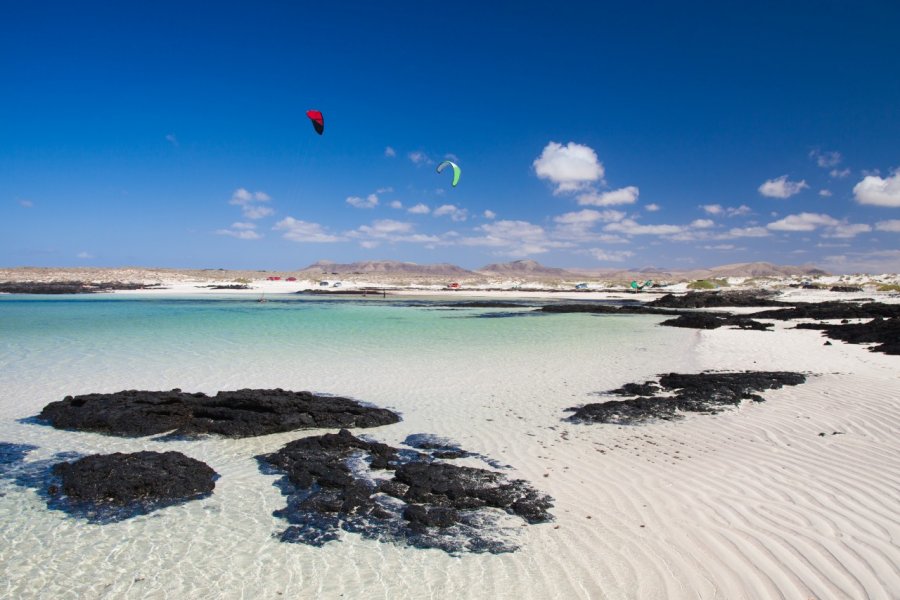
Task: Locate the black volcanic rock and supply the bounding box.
[539,304,680,316]
[659,313,772,331]
[567,371,806,424]
[650,290,783,308]
[0,281,162,294]
[796,317,900,355]
[38,388,401,438]
[258,429,553,554]
[749,302,900,321]
[52,451,216,504]
[829,286,863,293]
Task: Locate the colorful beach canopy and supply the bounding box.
[436,160,461,187]
[306,110,324,135]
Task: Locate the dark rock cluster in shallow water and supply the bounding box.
[566,371,806,425]
[258,429,553,554]
[38,388,401,438]
[0,444,216,523]
[795,317,900,355]
[52,451,216,505]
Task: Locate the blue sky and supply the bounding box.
[3,1,900,273]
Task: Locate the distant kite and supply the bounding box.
[306,110,324,135]
[436,160,461,187]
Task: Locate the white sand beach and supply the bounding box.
[0,275,898,599]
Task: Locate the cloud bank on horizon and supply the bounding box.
[2,2,899,273]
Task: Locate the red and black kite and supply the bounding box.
[306,110,324,135]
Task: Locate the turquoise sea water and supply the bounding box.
[0,294,700,599]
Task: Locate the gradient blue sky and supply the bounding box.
[3,1,899,272]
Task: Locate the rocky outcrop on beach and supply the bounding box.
[38,389,401,438]
[0,281,163,294]
[748,301,900,321]
[795,317,900,355]
[51,451,216,504]
[258,428,553,554]
[650,290,784,308]
[659,313,772,330]
[566,371,806,424]
[829,286,864,293]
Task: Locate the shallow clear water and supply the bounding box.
[0,294,699,599]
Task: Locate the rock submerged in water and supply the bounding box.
[566,371,806,425]
[257,429,553,554]
[38,388,401,438]
[52,451,217,505]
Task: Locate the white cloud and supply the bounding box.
[589,249,634,262]
[18,199,33,208]
[853,171,900,207]
[483,209,496,219]
[165,133,178,147]
[360,240,380,249]
[703,244,736,250]
[554,209,625,225]
[759,175,809,198]
[644,203,660,212]
[461,220,570,256]
[819,189,832,197]
[533,141,605,193]
[809,149,841,168]
[356,219,413,236]
[229,188,252,205]
[724,226,770,238]
[230,222,256,230]
[346,193,379,209]
[229,188,273,219]
[830,168,851,179]
[603,219,682,236]
[596,234,630,244]
[691,219,715,229]
[408,151,432,165]
[274,217,343,242]
[767,212,839,231]
[389,200,403,209]
[408,203,430,214]
[229,188,270,205]
[76,251,93,259]
[875,219,900,232]
[433,204,468,221]
[242,205,274,219]
[216,227,262,240]
[577,186,639,207]
[824,223,872,238]
[384,146,396,158]
[821,249,900,274]
[703,204,751,217]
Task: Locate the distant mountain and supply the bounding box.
[701,262,828,278]
[295,259,828,282]
[567,261,828,280]
[298,260,477,277]
[477,259,575,277]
